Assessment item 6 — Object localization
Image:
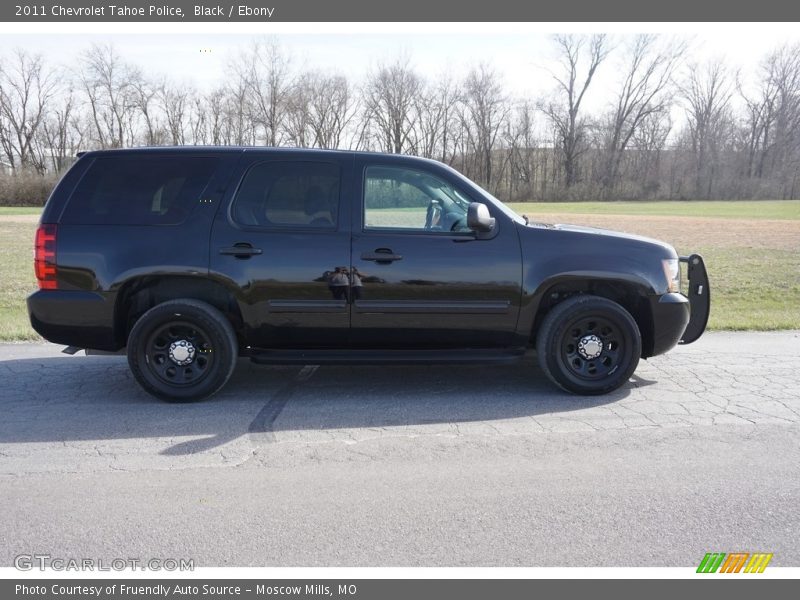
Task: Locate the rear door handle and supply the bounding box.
[220,244,262,258]
[361,249,403,263]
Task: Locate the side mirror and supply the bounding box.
[467,202,496,233]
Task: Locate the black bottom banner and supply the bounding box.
[3,579,795,600]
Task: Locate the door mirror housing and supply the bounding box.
[467,202,496,233]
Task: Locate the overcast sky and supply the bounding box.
[2,27,800,113]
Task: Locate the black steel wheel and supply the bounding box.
[127,299,238,402]
[536,295,641,395]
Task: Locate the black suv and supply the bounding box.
[28,147,709,401]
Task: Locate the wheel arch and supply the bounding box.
[529,274,657,358]
[113,275,244,348]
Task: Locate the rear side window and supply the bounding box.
[61,156,217,225]
[231,161,340,229]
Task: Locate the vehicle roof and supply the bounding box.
[76,146,445,167]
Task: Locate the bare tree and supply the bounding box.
[679,59,734,198]
[78,44,141,148]
[0,49,58,172]
[204,88,227,145]
[599,35,685,196]
[159,82,191,145]
[38,90,85,172]
[764,44,800,196]
[540,34,611,189]
[213,65,256,146]
[631,108,672,197]
[304,72,358,149]
[363,56,422,154]
[502,101,536,199]
[457,64,509,190]
[132,76,164,146]
[738,74,778,181]
[243,39,293,146]
[284,73,312,148]
[412,75,458,161]
[735,44,800,198]
[190,97,209,145]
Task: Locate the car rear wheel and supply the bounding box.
[127,299,238,402]
[536,295,641,395]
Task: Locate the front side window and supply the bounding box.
[62,156,217,225]
[232,161,340,229]
[363,166,472,233]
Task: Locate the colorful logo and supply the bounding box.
[697,552,773,573]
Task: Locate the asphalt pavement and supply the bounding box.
[1,332,798,567]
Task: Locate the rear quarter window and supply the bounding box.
[61,156,218,225]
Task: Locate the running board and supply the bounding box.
[248,348,526,366]
[85,348,127,356]
[64,345,124,357]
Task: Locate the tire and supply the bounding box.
[535,295,641,395]
[127,299,238,402]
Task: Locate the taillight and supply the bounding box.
[34,224,57,290]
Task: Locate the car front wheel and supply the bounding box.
[535,295,641,395]
[127,299,238,402]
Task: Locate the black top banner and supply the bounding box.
[3,0,800,22]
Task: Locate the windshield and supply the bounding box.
[437,162,527,225]
[434,184,472,211]
[482,189,526,223]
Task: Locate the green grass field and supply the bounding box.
[0,207,44,216]
[690,247,799,330]
[0,220,39,340]
[507,199,800,220]
[0,199,798,340]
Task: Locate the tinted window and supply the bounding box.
[62,156,217,225]
[232,161,340,229]
[364,166,472,233]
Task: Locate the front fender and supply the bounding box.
[514,225,673,340]
[516,270,657,339]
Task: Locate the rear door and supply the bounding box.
[349,158,523,349]
[209,152,353,348]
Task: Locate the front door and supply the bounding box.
[210,155,352,348]
[349,160,522,349]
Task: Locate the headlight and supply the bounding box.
[662,258,680,293]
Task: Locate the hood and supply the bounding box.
[551,222,668,245]
[521,220,678,257]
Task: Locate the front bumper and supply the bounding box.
[647,253,710,356]
[649,293,690,356]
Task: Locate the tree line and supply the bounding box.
[2,35,800,203]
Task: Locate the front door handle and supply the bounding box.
[361,248,403,263]
[220,243,262,258]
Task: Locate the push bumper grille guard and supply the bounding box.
[679,254,710,344]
